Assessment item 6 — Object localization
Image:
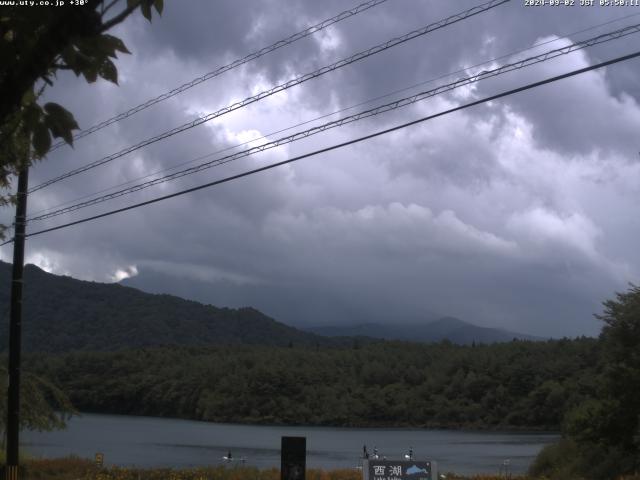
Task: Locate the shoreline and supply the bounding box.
[66,410,561,435]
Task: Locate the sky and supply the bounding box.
[2,0,640,337]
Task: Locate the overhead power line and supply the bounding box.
[7,49,637,244]
[30,0,510,193]
[27,22,640,223]
[47,0,390,152]
[28,10,640,220]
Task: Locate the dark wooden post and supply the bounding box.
[5,167,29,480]
[281,436,306,480]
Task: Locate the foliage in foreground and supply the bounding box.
[529,285,640,480]
[0,364,76,441]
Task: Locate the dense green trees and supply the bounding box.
[24,338,599,431]
[530,284,640,480]
[596,284,640,455]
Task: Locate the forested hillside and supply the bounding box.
[25,338,599,430]
[0,262,334,352]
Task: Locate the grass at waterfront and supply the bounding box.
[4,457,519,480]
[8,457,640,480]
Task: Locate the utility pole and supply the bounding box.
[5,166,29,480]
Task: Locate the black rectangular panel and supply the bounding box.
[281,436,306,480]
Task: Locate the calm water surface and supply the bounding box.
[22,413,558,475]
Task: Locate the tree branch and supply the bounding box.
[101,0,121,17]
[99,0,142,33]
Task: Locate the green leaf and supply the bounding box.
[140,0,152,21]
[98,58,118,85]
[82,66,98,83]
[43,103,79,145]
[77,35,116,59]
[102,34,131,55]
[98,40,118,59]
[60,45,78,70]
[71,49,93,74]
[43,103,79,130]
[154,0,163,15]
[21,89,36,106]
[32,122,51,158]
[22,103,43,128]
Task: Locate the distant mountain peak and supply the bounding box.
[306,317,541,345]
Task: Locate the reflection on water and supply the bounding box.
[22,413,558,475]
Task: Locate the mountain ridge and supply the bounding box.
[0,261,331,352]
[121,267,543,344]
[306,316,542,344]
[0,261,541,352]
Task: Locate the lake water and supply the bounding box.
[22,413,558,475]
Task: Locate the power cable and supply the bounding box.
[29,0,510,193]
[26,23,640,223]
[9,49,638,243]
[27,10,640,220]
[46,0,391,152]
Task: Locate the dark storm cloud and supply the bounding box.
[128,0,260,61]
[468,38,640,157]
